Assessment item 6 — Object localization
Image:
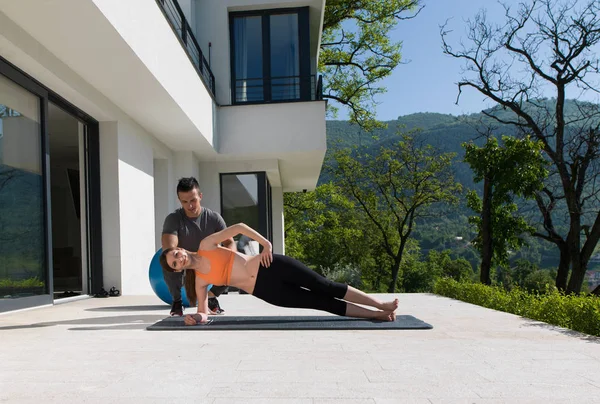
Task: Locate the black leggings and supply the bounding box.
[252,254,348,316]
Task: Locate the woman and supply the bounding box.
[159,222,398,325]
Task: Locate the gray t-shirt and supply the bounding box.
[162,207,227,252]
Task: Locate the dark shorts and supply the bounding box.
[252,254,348,316]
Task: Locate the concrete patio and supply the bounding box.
[1,293,599,403]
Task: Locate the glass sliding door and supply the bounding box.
[0,74,46,304]
[48,102,89,299]
[1,57,103,313]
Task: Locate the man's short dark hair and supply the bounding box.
[177,177,200,194]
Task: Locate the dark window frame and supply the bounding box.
[0,56,103,312]
[219,171,273,242]
[229,7,311,105]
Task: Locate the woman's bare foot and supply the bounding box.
[374,310,396,322]
[381,298,399,312]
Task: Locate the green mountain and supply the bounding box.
[325,98,599,162]
[323,112,499,190]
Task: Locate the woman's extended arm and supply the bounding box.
[200,223,270,251]
[183,277,210,325]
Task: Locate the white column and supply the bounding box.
[173,151,199,179]
[172,150,200,208]
[99,121,122,291]
[100,121,158,295]
[197,161,221,212]
[153,158,170,250]
[117,122,155,295]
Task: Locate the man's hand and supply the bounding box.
[184,313,209,326]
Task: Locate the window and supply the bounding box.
[230,8,311,104]
[0,74,46,299]
[220,173,272,254]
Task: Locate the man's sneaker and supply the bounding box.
[208,297,225,314]
[170,300,183,317]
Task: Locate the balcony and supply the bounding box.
[233,75,323,104]
[218,100,327,191]
[156,0,216,97]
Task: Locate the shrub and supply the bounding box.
[434,278,600,337]
[0,277,44,288]
[322,264,363,289]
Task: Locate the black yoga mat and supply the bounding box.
[146,315,433,331]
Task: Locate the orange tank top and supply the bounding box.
[195,246,234,285]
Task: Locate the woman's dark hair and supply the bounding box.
[184,269,197,306]
[159,248,176,273]
[158,247,197,306]
[176,177,200,194]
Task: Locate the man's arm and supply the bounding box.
[161,213,180,250]
[161,234,178,250]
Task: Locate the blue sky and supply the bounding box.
[331,0,600,121]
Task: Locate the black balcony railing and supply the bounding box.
[234,75,324,104]
[156,0,216,97]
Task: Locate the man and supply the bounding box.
[162,177,236,316]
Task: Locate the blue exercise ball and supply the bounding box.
[148,248,212,308]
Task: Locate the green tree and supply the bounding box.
[321,0,422,131]
[464,136,548,285]
[442,0,600,293]
[522,270,557,294]
[431,250,474,283]
[284,182,367,275]
[400,243,437,293]
[511,259,539,288]
[332,132,462,292]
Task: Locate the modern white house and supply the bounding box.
[0,0,327,312]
